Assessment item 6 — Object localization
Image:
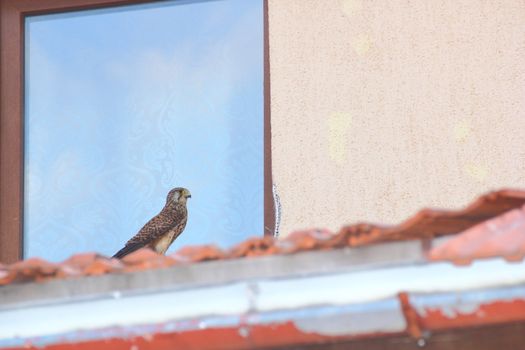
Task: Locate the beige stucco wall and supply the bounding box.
[268,0,525,235]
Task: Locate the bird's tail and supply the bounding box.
[112,243,144,259]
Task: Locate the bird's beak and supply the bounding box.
[187,194,192,198]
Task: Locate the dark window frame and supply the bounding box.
[0,0,273,263]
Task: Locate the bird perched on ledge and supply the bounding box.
[113,187,191,259]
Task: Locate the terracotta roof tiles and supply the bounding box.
[1,188,525,287]
[429,204,525,264]
[171,244,227,263]
[340,189,525,246]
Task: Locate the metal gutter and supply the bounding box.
[0,257,524,349]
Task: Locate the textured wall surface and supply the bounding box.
[268,0,525,235]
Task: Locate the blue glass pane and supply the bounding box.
[24,0,263,261]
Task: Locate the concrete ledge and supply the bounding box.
[0,240,424,310]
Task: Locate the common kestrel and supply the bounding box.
[112,187,191,259]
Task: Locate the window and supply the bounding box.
[0,0,273,263]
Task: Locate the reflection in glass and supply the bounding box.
[24,0,263,261]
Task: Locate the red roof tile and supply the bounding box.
[429,204,525,264]
[280,229,335,252]
[171,244,227,263]
[121,249,177,272]
[1,189,524,286]
[59,253,121,277]
[339,189,525,247]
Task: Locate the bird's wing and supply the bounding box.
[169,216,188,245]
[112,207,186,259]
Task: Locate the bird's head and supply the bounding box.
[166,187,191,205]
